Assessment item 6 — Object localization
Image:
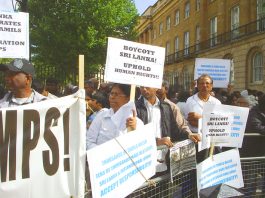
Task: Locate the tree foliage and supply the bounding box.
[28,0,138,79]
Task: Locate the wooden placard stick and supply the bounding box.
[78,55,84,89]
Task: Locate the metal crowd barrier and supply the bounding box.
[127,133,265,198]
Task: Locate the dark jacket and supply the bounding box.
[135,96,188,141]
[246,105,265,134]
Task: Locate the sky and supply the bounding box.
[134,0,157,15]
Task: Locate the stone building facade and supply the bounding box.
[136,0,265,92]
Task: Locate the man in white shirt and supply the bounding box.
[184,74,221,133]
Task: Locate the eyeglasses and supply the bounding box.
[109,92,126,97]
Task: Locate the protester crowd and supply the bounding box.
[0,58,265,196]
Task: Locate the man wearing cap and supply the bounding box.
[0,58,47,108]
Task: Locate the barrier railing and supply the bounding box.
[128,133,265,197]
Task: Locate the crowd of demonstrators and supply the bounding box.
[1,59,264,183]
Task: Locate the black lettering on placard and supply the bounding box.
[63,108,70,171]
[0,110,17,182]
[43,107,60,176]
[22,110,40,179]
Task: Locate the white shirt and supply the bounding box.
[143,97,168,172]
[184,93,221,133]
[86,102,144,150]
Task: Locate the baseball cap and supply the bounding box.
[0,58,35,76]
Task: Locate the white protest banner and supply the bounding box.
[170,139,196,182]
[194,58,231,88]
[0,90,86,198]
[0,11,29,59]
[87,124,157,198]
[197,149,244,193]
[202,113,233,143]
[198,104,249,151]
[105,37,165,88]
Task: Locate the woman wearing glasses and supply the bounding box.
[86,83,143,150]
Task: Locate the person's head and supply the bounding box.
[45,77,60,95]
[0,59,35,96]
[236,96,250,107]
[177,91,190,102]
[156,80,169,100]
[84,80,95,96]
[88,91,109,112]
[140,86,158,102]
[196,74,213,96]
[109,83,130,112]
[32,79,45,94]
[226,93,238,106]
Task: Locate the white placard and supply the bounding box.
[0,90,86,198]
[202,113,233,143]
[0,11,29,59]
[194,58,231,88]
[198,104,249,151]
[197,149,244,193]
[105,37,165,88]
[87,124,157,198]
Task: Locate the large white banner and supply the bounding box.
[0,11,29,59]
[194,58,231,88]
[105,37,165,88]
[0,90,86,198]
[87,124,157,198]
[198,104,249,151]
[197,149,244,193]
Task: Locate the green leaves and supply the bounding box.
[28,0,138,82]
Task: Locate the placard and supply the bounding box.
[105,37,165,88]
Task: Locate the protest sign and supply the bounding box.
[87,124,157,198]
[105,37,165,88]
[0,11,29,59]
[194,58,231,88]
[170,139,196,182]
[0,90,86,198]
[197,149,244,193]
[198,104,249,151]
[203,113,233,143]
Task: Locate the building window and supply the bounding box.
[195,25,200,51]
[153,28,157,39]
[257,0,265,19]
[257,0,265,30]
[174,36,179,59]
[166,41,170,56]
[231,6,240,38]
[185,2,190,19]
[252,52,263,82]
[184,31,189,55]
[175,10,180,25]
[196,0,200,11]
[210,16,217,46]
[159,22,163,35]
[166,16,171,30]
